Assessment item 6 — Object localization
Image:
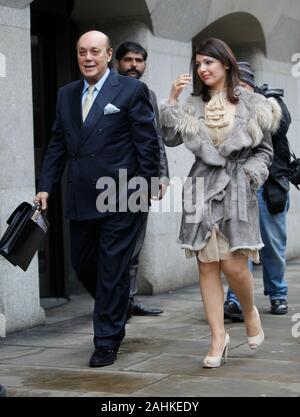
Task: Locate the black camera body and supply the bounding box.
[256,83,284,98]
[289,159,300,190]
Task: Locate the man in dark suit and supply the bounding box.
[115,41,169,317]
[34,31,159,367]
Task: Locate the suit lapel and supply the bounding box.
[78,71,121,150]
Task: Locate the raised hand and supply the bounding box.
[169,74,192,103]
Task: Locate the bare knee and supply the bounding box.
[198,261,221,279]
[221,262,248,282]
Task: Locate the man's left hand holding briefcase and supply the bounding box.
[0,201,49,271]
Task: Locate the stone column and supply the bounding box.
[0,1,45,336]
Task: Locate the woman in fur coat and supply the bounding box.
[160,38,281,368]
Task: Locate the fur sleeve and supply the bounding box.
[242,130,274,190]
[160,97,226,166]
[267,97,282,134]
[246,92,282,147]
[160,99,184,147]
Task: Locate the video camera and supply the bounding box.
[256,83,284,98]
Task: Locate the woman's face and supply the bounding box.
[195,54,228,90]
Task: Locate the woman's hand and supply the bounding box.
[169,74,192,104]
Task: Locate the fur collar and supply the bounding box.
[176,86,282,160]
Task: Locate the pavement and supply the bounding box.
[0,260,300,398]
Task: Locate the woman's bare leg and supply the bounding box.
[197,260,226,356]
[221,256,262,337]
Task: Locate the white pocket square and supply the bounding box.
[104,103,120,115]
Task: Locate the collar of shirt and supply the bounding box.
[82,68,110,105]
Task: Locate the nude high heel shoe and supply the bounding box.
[203,332,230,368]
[247,306,264,350]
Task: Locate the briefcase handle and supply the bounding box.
[7,202,42,226]
[6,202,31,225]
[33,202,41,212]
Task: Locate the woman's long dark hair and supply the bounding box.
[192,38,239,104]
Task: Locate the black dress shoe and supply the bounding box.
[224,300,244,322]
[132,301,163,316]
[89,346,117,367]
[271,299,288,315]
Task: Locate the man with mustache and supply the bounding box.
[115,42,169,318]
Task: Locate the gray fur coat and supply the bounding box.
[160,86,282,253]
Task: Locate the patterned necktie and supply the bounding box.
[82,85,96,122]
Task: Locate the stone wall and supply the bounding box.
[0,2,45,334]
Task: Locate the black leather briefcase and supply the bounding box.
[0,202,49,271]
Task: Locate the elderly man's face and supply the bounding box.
[77,32,112,84]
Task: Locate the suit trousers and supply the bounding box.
[129,212,149,296]
[70,211,143,349]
